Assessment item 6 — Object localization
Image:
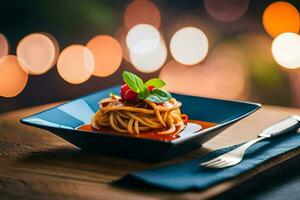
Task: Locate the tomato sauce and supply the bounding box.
[77,120,216,141]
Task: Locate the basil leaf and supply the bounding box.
[145,78,166,88]
[109,92,116,97]
[138,86,149,100]
[146,88,172,103]
[122,71,144,93]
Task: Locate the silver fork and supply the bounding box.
[200,116,300,169]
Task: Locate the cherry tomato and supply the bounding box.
[120,84,138,101]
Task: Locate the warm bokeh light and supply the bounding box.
[129,37,167,73]
[17,33,59,75]
[160,43,248,99]
[263,2,299,38]
[0,55,28,97]
[115,26,130,62]
[124,0,161,30]
[271,32,300,69]
[126,21,166,73]
[126,24,160,55]
[204,0,249,22]
[170,27,209,65]
[57,45,95,84]
[87,35,122,77]
[0,33,9,59]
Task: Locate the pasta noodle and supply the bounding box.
[92,96,187,135]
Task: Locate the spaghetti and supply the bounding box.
[92,96,187,135]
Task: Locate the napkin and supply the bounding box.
[117,133,300,191]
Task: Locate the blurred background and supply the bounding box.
[1,0,300,113]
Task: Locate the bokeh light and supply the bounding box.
[124,0,161,30]
[17,33,59,75]
[263,2,299,38]
[170,27,209,65]
[271,32,300,69]
[0,55,28,98]
[0,33,9,59]
[204,0,249,22]
[87,35,122,77]
[126,24,160,55]
[129,37,167,73]
[57,45,95,84]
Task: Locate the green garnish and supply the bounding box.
[109,92,116,97]
[122,71,172,103]
[145,78,166,88]
[122,71,144,93]
[146,88,172,103]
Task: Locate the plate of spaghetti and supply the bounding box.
[21,71,261,162]
[91,71,190,138]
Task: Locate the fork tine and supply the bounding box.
[204,159,227,168]
[217,160,241,168]
[200,157,222,166]
[213,160,233,168]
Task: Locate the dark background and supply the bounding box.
[1,1,300,199]
[0,0,299,113]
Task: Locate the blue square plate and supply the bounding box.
[21,86,261,162]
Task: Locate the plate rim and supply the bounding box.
[20,85,262,144]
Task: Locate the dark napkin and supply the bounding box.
[117,133,300,191]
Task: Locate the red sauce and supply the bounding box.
[77,120,216,141]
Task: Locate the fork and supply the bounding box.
[200,116,300,169]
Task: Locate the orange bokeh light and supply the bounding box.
[0,55,28,98]
[57,45,95,84]
[86,35,122,77]
[263,2,299,38]
[124,0,161,30]
[0,33,9,59]
[17,33,59,75]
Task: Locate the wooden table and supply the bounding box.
[0,104,300,200]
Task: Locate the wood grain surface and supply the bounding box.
[0,104,299,200]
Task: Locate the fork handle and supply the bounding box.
[236,116,300,155]
[258,116,300,138]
